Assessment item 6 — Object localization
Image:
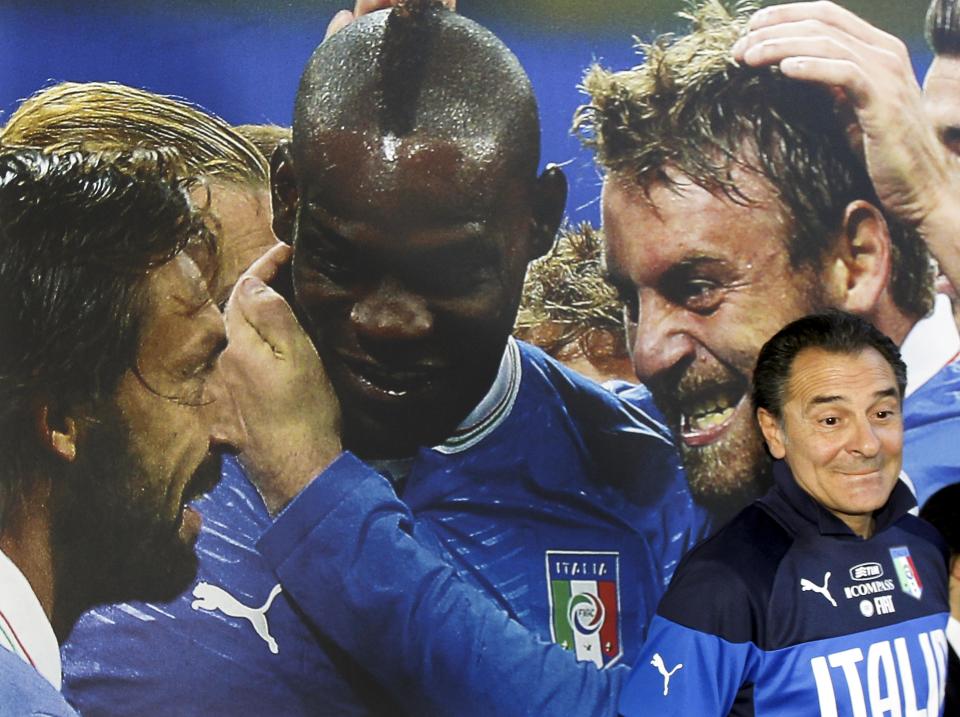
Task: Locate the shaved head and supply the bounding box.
[276,1,565,458]
[293,1,540,181]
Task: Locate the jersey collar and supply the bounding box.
[0,548,61,689]
[432,337,521,455]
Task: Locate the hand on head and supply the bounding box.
[733,1,960,294]
[221,243,343,516]
[325,0,456,40]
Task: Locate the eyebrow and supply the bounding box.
[808,387,899,406]
[602,254,730,286]
[303,203,492,259]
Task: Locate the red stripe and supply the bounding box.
[598,581,619,660]
[0,607,35,668]
[906,555,924,590]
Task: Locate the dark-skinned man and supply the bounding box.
[63,2,706,715]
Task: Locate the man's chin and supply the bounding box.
[678,425,773,524]
[100,536,199,606]
[341,391,479,459]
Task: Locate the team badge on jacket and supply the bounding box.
[545,551,622,668]
[889,546,924,600]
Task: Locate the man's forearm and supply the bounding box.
[258,452,623,717]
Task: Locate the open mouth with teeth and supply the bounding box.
[341,355,445,402]
[677,382,750,448]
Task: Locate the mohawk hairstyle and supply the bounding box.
[380,0,448,136]
[515,222,627,361]
[926,0,960,55]
[575,0,934,321]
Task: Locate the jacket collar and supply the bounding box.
[770,460,916,538]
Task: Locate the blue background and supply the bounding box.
[0,0,934,226]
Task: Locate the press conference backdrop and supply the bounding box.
[0,0,933,225]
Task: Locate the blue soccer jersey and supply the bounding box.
[0,648,78,717]
[904,358,960,507]
[63,340,707,716]
[619,462,951,717]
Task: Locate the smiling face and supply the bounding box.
[602,169,830,510]
[289,130,538,458]
[53,252,241,609]
[758,347,903,537]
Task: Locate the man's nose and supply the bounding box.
[629,290,697,382]
[206,366,245,454]
[350,279,433,341]
[847,416,882,458]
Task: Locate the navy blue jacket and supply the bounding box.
[619,461,951,716]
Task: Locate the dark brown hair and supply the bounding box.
[576,0,934,320]
[0,148,212,515]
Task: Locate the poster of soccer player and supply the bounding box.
[1,1,956,715]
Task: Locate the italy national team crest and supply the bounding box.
[889,546,923,600]
[545,551,622,668]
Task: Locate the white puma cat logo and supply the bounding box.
[191,582,283,654]
[650,653,683,696]
[800,571,837,607]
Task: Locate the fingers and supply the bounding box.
[736,30,861,66]
[324,10,355,40]
[738,2,908,66]
[245,242,292,284]
[732,5,915,112]
[354,0,391,15]
[746,1,899,52]
[228,277,304,361]
[734,18,903,76]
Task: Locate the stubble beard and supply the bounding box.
[680,413,773,524]
[50,408,201,639]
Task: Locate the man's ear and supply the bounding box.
[756,408,786,460]
[822,200,891,316]
[529,163,568,260]
[36,404,78,463]
[270,141,299,246]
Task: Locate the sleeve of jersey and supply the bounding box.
[257,451,625,717]
[618,560,762,717]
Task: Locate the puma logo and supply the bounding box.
[650,653,683,696]
[800,571,837,607]
[191,582,283,654]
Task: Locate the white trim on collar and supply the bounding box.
[433,338,521,455]
[902,293,960,398]
[948,616,960,658]
[0,549,61,690]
